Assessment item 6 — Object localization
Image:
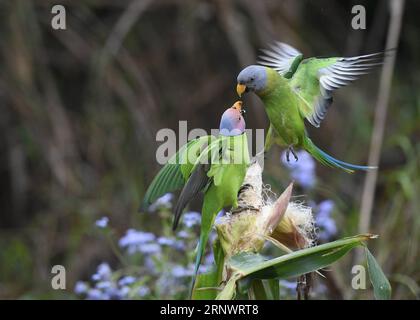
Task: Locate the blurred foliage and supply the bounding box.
[0,0,419,299]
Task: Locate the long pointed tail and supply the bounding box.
[189,231,210,298]
[303,137,377,173]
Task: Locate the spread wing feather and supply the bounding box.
[290,51,387,127]
[257,42,303,78]
[140,136,211,210]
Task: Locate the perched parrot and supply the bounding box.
[141,101,250,281]
[236,42,385,173]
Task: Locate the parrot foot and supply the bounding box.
[286,146,298,162]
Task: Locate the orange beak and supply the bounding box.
[232,100,243,112]
[236,84,246,97]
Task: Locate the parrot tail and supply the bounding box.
[303,137,377,173]
[189,235,205,298]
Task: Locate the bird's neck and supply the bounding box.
[256,68,287,102]
[256,69,287,109]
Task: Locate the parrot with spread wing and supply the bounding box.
[141,101,250,281]
[236,42,386,173]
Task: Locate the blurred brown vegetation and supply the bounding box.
[0,0,419,299]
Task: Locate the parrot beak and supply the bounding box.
[236,84,246,97]
[232,101,246,115]
[232,100,243,111]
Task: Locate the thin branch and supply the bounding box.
[102,0,152,59]
[358,0,405,237]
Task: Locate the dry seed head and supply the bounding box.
[215,163,315,258]
[272,201,315,249]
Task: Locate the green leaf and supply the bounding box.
[216,234,376,300]
[216,273,241,300]
[365,247,392,300]
[191,270,220,300]
[249,280,268,300]
[213,239,225,282]
[264,279,280,300]
[249,279,280,300]
[230,234,374,280]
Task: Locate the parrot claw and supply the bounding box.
[286,146,298,162]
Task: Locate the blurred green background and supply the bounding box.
[0,0,418,299]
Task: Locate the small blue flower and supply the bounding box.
[92,263,112,281]
[96,281,112,290]
[119,229,156,254]
[74,281,88,295]
[118,276,136,286]
[203,253,214,266]
[198,264,212,273]
[95,216,109,228]
[177,231,190,239]
[157,237,176,246]
[318,200,334,214]
[182,211,201,228]
[117,286,131,299]
[144,256,156,271]
[281,150,316,189]
[173,240,186,250]
[148,193,173,211]
[156,273,177,296]
[316,200,337,240]
[137,286,150,297]
[158,236,186,250]
[171,265,193,278]
[87,288,105,300]
[137,243,160,254]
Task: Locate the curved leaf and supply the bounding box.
[217,234,377,299]
[366,247,392,300]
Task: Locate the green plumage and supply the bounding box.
[142,132,250,284]
[141,135,211,209]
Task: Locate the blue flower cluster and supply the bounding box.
[119,229,161,255]
[281,150,316,189]
[315,200,337,240]
[75,199,215,300]
[74,263,142,300]
[148,193,174,211]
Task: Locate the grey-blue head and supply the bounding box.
[236,65,267,97]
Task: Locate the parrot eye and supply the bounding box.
[250,77,255,82]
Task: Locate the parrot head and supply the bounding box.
[236,65,267,97]
[219,101,246,136]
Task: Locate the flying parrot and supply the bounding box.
[236,42,385,173]
[141,101,250,281]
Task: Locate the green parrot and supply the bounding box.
[141,101,250,281]
[236,42,385,173]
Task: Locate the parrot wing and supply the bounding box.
[173,163,211,230]
[264,124,288,152]
[289,51,386,127]
[140,135,212,210]
[172,135,223,229]
[257,42,303,78]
